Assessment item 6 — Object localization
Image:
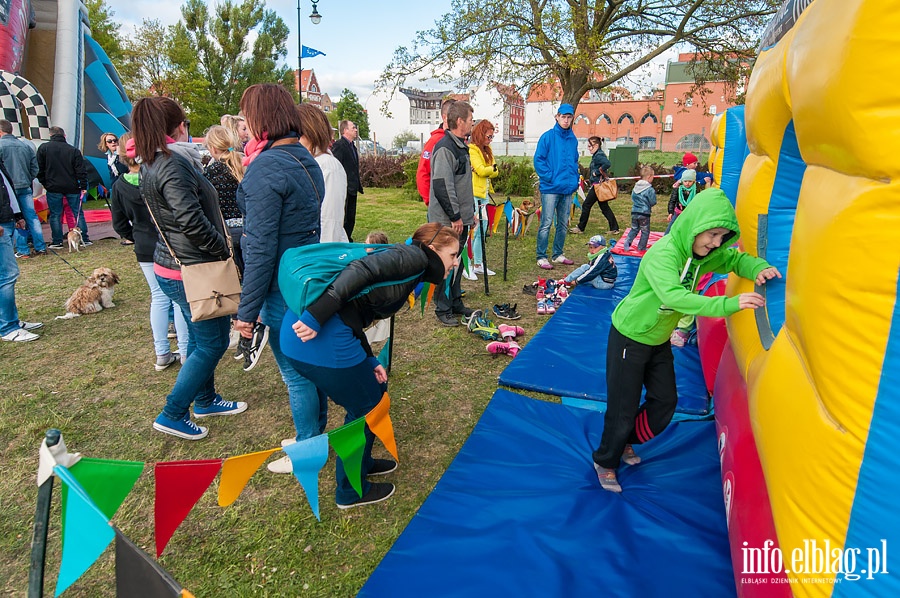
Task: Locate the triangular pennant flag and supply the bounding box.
[284,435,330,520]
[376,339,391,370]
[327,418,367,498]
[61,458,144,534]
[53,465,115,597]
[154,460,222,557]
[114,528,183,597]
[503,198,514,222]
[365,393,398,462]
[488,204,501,233]
[87,186,99,200]
[217,449,278,507]
[365,318,391,344]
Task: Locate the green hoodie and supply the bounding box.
[611,188,770,345]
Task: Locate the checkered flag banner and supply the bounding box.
[0,71,52,141]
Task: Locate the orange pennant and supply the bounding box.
[365,392,398,462]
[217,448,279,507]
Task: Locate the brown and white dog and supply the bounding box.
[56,267,120,319]
[515,199,538,235]
[67,227,84,252]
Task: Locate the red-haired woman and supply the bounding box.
[468,120,499,276]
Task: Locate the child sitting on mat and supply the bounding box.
[592,188,781,492]
[563,235,617,290]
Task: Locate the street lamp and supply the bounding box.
[298,0,323,95]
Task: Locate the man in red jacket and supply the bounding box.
[416,98,456,205]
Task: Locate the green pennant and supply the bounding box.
[419,282,430,316]
[327,418,367,497]
[377,338,391,370]
[61,458,145,532]
[87,186,99,200]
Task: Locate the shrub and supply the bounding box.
[493,160,536,197]
[359,155,407,188]
[401,157,421,201]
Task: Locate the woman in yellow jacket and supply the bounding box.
[469,120,499,276]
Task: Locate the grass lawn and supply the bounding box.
[0,187,667,597]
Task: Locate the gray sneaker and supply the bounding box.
[155,352,178,371]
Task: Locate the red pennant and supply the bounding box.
[154,460,222,557]
[486,204,498,233]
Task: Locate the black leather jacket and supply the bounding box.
[140,150,228,270]
[307,241,446,356]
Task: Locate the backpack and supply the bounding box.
[278,242,420,316]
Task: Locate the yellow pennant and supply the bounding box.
[217,448,279,507]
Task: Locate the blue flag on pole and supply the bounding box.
[301,46,326,58]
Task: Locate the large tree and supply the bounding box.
[334,90,370,140]
[180,0,292,118]
[377,0,779,109]
[84,0,123,62]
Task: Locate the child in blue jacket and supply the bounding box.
[620,166,657,253]
[564,235,617,290]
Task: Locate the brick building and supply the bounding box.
[526,53,740,152]
[295,69,324,109]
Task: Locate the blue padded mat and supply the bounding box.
[360,389,735,597]
[499,254,711,414]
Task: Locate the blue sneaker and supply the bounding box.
[194,397,248,418]
[153,413,208,440]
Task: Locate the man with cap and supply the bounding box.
[533,103,580,270]
[562,234,617,290]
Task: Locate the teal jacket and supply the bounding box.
[611,188,770,345]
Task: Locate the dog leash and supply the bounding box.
[45,247,89,280]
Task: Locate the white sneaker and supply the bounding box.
[19,321,43,331]
[267,455,293,474]
[2,328,38,342]
[281,438,296,447]
[462,265,477,280]
[473,265,496,276]
[552,255,574,265]
[537,258,553,270]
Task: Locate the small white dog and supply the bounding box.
[56,267,120,319]
[67,227,84,252]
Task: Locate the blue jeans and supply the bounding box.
[286,357,386,504]
[536,193,573,261]
[260,290,328,441]
[13,188,46,253]
[139,262,188,356]
[0,227,20,336]
[564,263,615,289]
[623,214,651,251]
[46,192,82,245]
[156,275,230,419]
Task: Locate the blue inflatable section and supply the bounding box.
[498,254,710,415]
[82,35,132,189]
[360,389,735,597]
[720,106,748,206]
[837,276,900,593]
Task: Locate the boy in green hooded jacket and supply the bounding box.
[592,188,781,492]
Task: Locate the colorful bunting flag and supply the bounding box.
[327,418,367,498]
[419,282,435,315]
[284,435,330,520]
[364,393,398,462]
[489,204,502,233]
[53,465,115,597]
[61,458,144,536]
[114,528,184,597]
[503,198,514,223]
[154,460,222,557]
[217,449,278,507]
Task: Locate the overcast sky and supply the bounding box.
[105,0,675,103]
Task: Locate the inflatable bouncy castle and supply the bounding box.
[0,0,131,187]
[703,0,900,594]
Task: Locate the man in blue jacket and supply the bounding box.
[533,103,579,270]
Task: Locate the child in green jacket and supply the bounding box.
[593,188,781,492]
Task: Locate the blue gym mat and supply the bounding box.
[360,389,735,597]
[499,254,711,415]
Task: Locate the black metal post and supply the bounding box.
[28,429,61,598]
[480,211,489,296]
[387,315,395,375]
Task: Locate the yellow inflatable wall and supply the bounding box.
[728,0,900,594]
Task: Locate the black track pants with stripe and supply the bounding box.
[592,324,678,469]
